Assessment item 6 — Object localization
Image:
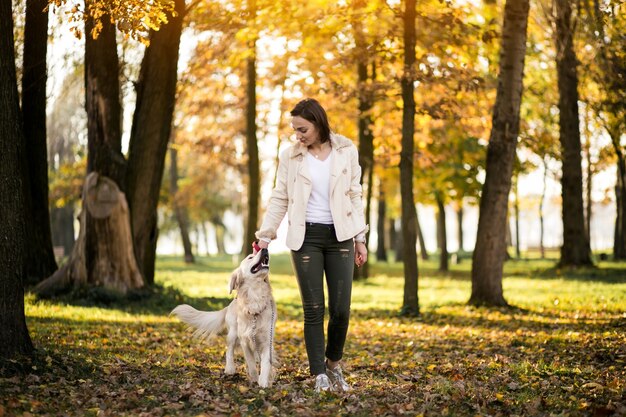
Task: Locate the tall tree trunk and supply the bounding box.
[555,0,592,266]
[354,8,375,279]
[213,218,227,255]
[436,193,448,272]
[169,145,195,263]
[391,218,402,263]
[50,205,75,258]
[35,7,143,297]
[470,0,530,307]
[456,202,464,252]
[243,0,259,256]
[400,0,419,316]
[22,0,57,285]
[0,0,34,357]
[126,0,186,284]
[583,107,592,241]
[513,175,521,258]
[416,207,429,260]
[539,158,548,259]
[376,188,388,261]
[611,139,626,259]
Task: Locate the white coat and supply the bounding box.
[256,133,368,251]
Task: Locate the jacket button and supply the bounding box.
[347,211,352,216]
[288,220,291,225]
[342,168,347,174]
[290,199,294,204]
[345,191,349,196]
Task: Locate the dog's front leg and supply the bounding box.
[225,326,238,375]
[241,341,259,384]
[258,345,273,388]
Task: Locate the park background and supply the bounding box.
[1,0,625,416]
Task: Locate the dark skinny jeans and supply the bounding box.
[290,222,354,376]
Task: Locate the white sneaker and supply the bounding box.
[314,373,332,393]
[327,364,351,392]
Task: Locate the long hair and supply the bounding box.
[290,98,331,144]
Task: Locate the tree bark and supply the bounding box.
[243,0,259,256]
[539,158,548,259]
[126,0,186,284]
[391,218,403,263]
[354,18,375,280]
[416,206,429,260]
[513,175,521,258]
[376,189,388,262]
[456,202,464,252]
[21,0,57,285]
[169,145,195,263]
[400,0,419,316]
[611,139,626,259]
[436,194,448,272]
[555,0,592,266]
[0,0,34,357]
[50,205,75,258]
[470,0,530,307]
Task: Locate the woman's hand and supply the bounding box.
[355,242,368,267]
[253,239,269,254]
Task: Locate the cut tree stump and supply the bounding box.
[35,172,144,297]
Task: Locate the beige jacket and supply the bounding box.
[256,133,368,251]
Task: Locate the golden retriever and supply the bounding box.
[171,248,277,387]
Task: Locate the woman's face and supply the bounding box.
[292,116,320,147]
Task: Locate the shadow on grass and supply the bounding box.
[30,284,233,316]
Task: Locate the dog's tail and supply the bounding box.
[170,304,227,341]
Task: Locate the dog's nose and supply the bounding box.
[261,248,269,256]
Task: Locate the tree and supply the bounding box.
[554,0,592,266]
[0,0,34,358]
[169,138,195,263]
[399,0,420,316]
[22,0,57,285]
[470,0,530,306]
[126,0,187,283]
[242,0,260,256]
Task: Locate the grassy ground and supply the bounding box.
[2,253,625,416]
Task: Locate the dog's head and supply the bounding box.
[229,248,270,294]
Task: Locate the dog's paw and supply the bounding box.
[225,365,237,375]
[258,378,270,388]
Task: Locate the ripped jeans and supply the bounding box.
[291,222,354,376]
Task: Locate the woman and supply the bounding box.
[255,98,368,393]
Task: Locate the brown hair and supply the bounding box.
[290,98,331,143]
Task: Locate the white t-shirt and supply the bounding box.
[305,153,333,224]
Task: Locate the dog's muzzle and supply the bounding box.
[251,248,270,274]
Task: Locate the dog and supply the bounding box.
[171,248,277,387]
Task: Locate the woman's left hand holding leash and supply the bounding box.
[355,242,367,268]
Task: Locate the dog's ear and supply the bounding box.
[229,268,240,294]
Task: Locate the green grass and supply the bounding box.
[2,253,625,416]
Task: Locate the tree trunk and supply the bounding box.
[21,0,57,285]
[612,147,626,259]
[400,0,419,316]
[213,218,227,255]
[456,202,464,252]
[50,205,75,257]
[391,218,403,263]
[513,175,521,258]
[126,0,186,284]
[416,207,429,260]
[436,194,448,272]
[243,0,259,256]
[0,0,34,357]
[583,107,592,241]
[539,158,548,259]
[169,145,195,263]
[470,0,530,307]
[555,0,592,266]
[376,189,388,262]
[35,7,143,296]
